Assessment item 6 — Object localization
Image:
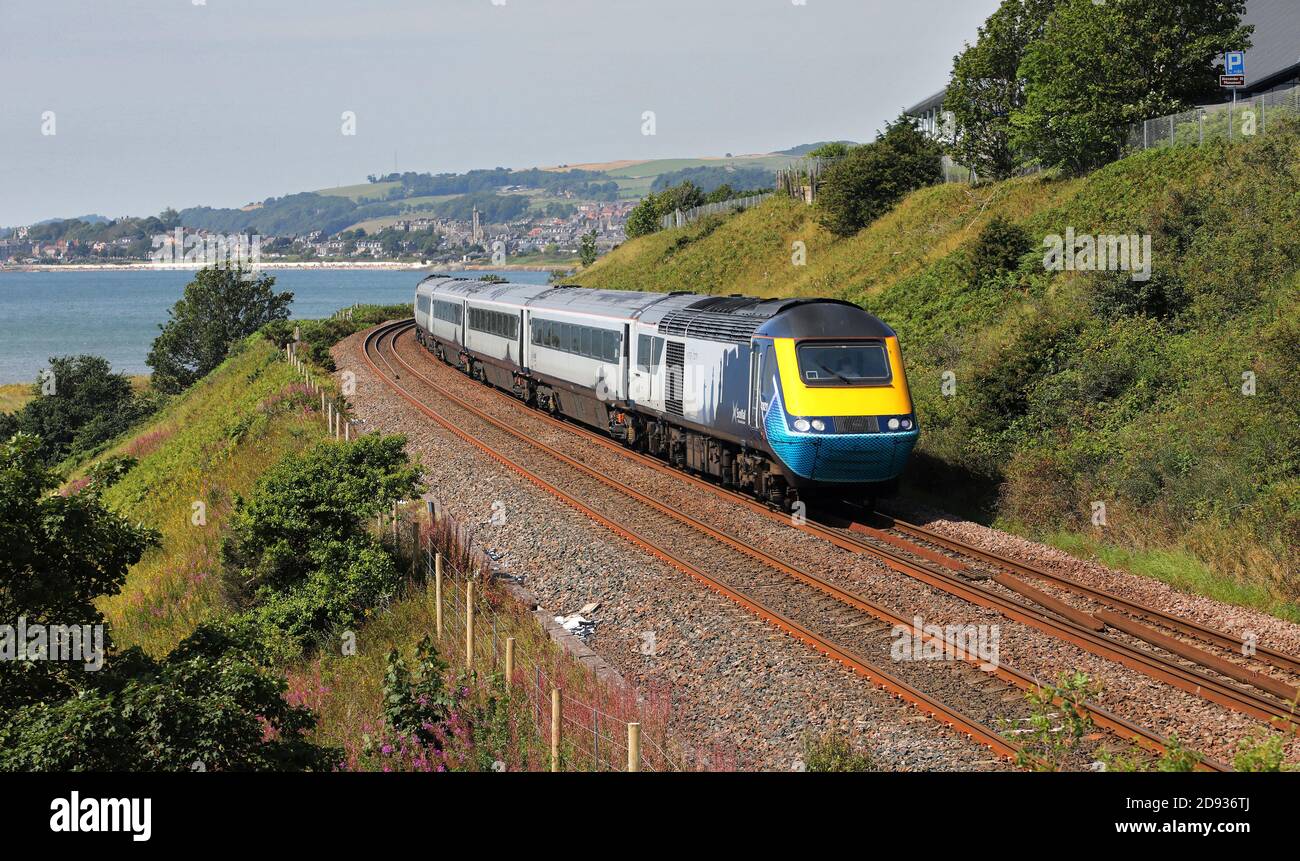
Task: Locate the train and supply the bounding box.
[413,276,918,507]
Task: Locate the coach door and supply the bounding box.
[631,326,666,411]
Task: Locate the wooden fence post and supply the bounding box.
[409,522,419,578]
[434,552,443,639]
[465,579,475,668]
[505,637,515,684]
[551,688,561,772]
[627,723,641,772]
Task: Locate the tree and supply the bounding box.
[0,433,337,770]
[579,230,598,267]
[146,264,293,393]
[945,0,1061,180]
[807,142,850,159]
[625,193,661,239]
[0,355,159,464]
[816,117,943,237]
[1011,0,1251,173]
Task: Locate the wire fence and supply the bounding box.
[658,192,775,231]
[1125,83,1300,153]
[380,499,694,772]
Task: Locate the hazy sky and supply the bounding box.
[0,0,998,226]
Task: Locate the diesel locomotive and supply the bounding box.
[413,276,918,507]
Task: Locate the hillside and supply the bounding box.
[579,130,1300,615]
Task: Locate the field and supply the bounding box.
[316,181,402,202]
[0,383,33,413]
[580,130,1300,619]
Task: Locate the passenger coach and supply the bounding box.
[414,276,918,506]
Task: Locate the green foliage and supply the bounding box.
[946,0,1060,180]
[650,165,774,195]
[0,432,337,771]
[968,215,1034,283]
[816,116,943,237]
[1011,0,1251,173]
[1015,671,1098,771]
[221,434,421,651]
[148,264,293,393]
[0,434,157,633]
[625,195,661,239]
[625,181,709,239]
[579,229,598,267]
[806,141,850,159]
[0,623,338,772]
[261,303,409,371]
[1232,730,1290,772]
[382,636,454,745]
[1152,733,1201,772]
[801,730,876,772]
[0,356,161,465]
[84,454,138,490]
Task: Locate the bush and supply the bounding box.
[221,434,422,651]
[816,117,942,237]
[0,356,161,465]
[0,432,337,771]
[968,216,1033,283]
[801,731,876,772]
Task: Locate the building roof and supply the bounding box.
[1239,0,1300,92]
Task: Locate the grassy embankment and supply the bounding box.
[79,310,660,768]
[579,130,1300,620]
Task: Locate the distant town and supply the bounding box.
[0,199,637,268]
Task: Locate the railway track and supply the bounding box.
[372,321,1298,735]
[871,510,1300,684]
[360,319,1231,769]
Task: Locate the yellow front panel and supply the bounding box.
[773,336,913,417]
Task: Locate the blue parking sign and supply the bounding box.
[1226,51,1245,76]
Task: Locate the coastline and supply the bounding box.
[1,261,573,273]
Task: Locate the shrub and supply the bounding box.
[801,731,876,772]
[816,117,942,237]
[968,215,1034,283]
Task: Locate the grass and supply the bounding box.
[580,128,1300,621]
[1038,531,1300,624]
[316,181,401,202]
[581,174,1082,299]
[94,339,331,655]
[73,324,676,770]
[0,383,33,414]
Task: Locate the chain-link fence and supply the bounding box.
[1126,83,1300,153]
[658,192,775,231]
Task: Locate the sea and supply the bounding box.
[0,268,553,384]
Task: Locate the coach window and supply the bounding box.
[637,334,652,372]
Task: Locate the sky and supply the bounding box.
[0,0,999,226]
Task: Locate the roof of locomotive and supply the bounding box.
[755,299,895,339]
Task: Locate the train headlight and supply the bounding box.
[901,418,913,430]
[793,418,811,432]
[811,419,826,432]
[887,418,901,431]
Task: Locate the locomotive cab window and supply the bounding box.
[796,341,891,386]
